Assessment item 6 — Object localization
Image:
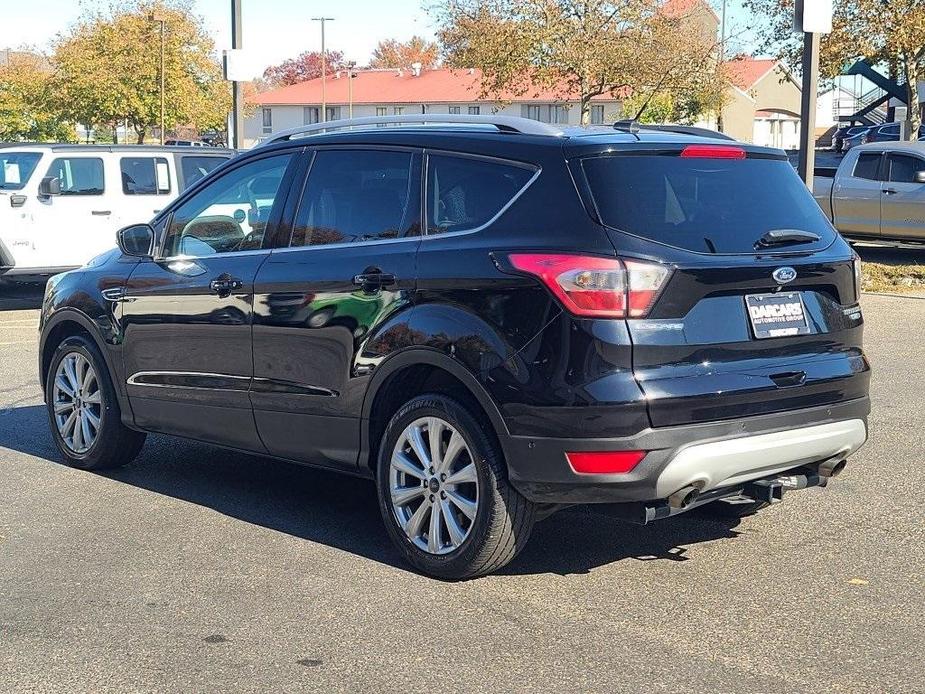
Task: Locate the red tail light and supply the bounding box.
[566,450,647,474]
[508,253,670,318]
[680,145,746,159]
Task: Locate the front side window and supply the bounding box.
[120,157,171,195]
[291,149,420,247]
[426,154,535,235]
[853,153,882,181]
[45,157,104,195]
[0,151,41,190]
[163,153,292,257]
[888,154,925,183]
[179,155,228,190]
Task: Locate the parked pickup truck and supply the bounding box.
[814,141,925,243]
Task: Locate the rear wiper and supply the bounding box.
[755,229,821,248]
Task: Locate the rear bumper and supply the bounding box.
[502,397,870,504]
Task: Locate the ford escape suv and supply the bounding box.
[38,115,870,580]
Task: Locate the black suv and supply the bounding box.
[39,116,870,579]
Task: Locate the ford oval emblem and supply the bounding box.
[772,266,797,284]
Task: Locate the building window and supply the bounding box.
[449,106,461,115]
[590,105,605,125]
[523,105,542,121]
[468,106,480,115]
[303,107,320,125]
[550,105,568,124]
[393,106,404,115]
[325,106,340,121]
[262,108,272,134]
[376,107,387,126]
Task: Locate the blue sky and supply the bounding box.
[1,0,756,79]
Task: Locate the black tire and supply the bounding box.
[697,499,770,519]
[376,394,536,580]
[45,335,145,470]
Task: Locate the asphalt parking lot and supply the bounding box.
[1,287,922,693]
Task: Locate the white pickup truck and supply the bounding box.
[813,141,925,243]
[1,144,234,283]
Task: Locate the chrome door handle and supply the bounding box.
[209,277,243,295]
[353,272,397,287]
[882,188,898,195]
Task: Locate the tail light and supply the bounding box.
[852,251,862,300]
[508,253,670,318]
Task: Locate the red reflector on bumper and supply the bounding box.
[566,450,646,474]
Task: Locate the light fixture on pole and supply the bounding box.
[312,17,335,122]
[150,10,168,144]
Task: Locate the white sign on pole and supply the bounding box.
[223,49,249,81]
[794,0,833,33]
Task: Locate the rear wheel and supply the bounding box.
[45,336,145,470]
[376,394,536,580]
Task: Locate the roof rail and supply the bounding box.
[258,114,565,146]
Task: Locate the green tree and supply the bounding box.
[434,0,721,124]
[0,51,74,141]
[53,0,230,143]
[744,0,925,138]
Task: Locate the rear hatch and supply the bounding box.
[578,142,869,427]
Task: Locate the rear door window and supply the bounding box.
[290,149,420,247]
[853,153,882,180]
[0,152,41,190]
[581,153,836,254]
[120,157,171,195]
[180,155,228,190]
[887,154,925,183]
[426,153,535,234]
[45,157,104,195]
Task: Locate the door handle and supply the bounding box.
[882,188,898,195]
[209,276,244,296]
[353,272,397,288]
[91,210,112,215]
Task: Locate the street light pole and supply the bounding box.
[312,17,335,122]
[231,0,244,149]
[151,11,167,144]
[347,61,356,118]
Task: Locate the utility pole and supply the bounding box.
[347,61,356,119]
[231,0,244,149]
[151,11,168,144]
[717,0,726,133]
[312,17,335,122]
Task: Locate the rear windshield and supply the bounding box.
[582,154,836,254]
[0,152,41,191]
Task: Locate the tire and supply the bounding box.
[376,394,536,580]
[697,498,770,519]
[45,335,145,470]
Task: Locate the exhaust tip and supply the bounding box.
[819,459,847,478]
[668,485,700,510]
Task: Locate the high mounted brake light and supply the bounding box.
[680,145,747,159]
[508,253,670,318]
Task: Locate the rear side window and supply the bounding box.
[120,157,170,195]
[426,154,535,234]
[582,154,836,254]
[0,152,41,191]
[887,154,925,183]
[180,156,227,189]
[45,157,104,195]
[853,153,882,180]
[290,149,420,247]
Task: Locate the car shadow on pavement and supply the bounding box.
[1,404,745,578]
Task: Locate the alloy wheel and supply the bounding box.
[388,416,479,555]
[52,352,102,455]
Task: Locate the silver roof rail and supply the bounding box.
[258,114,565,146]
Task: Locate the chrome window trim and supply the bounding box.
[155,248,272,263]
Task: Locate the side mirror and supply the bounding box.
[914,171,925,184]
[38,176,61,197]
[116,224,155,258]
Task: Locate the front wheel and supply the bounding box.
[45,335,146,470]
[376,394,536,580]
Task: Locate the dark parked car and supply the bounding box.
[38,115,870,579]
[834,125,872,152]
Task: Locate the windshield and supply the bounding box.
[0,152,42,191]
[582,154,837,254]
